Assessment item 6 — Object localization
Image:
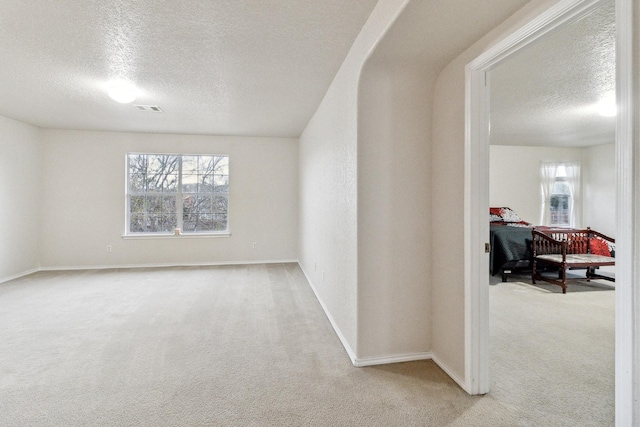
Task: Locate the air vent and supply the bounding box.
[134,105,163,112]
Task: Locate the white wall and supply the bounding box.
[0,115,41,281]
[582,143,615,237]
[39,129,298,269]
[357,62,432,360]
[298,0,411,360]
[489,145,584,225]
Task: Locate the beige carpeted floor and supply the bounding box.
[0,264,614,426]
[489,272,614,426]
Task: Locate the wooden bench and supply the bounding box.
[531,227,615,293]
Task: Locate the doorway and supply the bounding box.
[464,0,635,424]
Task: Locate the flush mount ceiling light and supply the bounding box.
[596,92,617,117]
[107,80,138,104]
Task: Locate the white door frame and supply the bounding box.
[464,0,637,424]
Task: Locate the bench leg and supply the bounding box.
[561,265,567,294]
[532,260,537,284]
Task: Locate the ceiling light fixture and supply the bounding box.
[596,93,617,117]
[107,80,138,104]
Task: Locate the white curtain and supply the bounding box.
[564,161,580,227]
[540,162,558,225]
[540,161,580,227]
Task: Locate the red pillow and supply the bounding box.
[589,238,611,257]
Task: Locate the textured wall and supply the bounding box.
[39,130,298,269]
[298,0,411,359]
[0,116,41,281]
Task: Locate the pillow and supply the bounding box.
[589,238,611,257]
[490,207,523,223]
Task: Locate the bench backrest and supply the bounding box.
[532,227,615,257]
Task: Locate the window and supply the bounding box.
[126,154,229,235]
[550,177,571,226]
[540,162,580,227]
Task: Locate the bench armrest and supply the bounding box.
[532,229,567,258]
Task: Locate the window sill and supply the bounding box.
[122,232,231,240]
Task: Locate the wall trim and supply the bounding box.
[0,268,41,284]
[2,260,298,282]
[614,0,637,424]
[299,263,359,365]
[432,353,467,391]
[353,352,432,367]
[39,259,298,272]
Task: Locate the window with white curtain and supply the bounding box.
[540,162,580,227]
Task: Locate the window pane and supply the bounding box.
[162,196,177,213]
[213,214,227,231]
[200,174,215,193]
[214,174,229,193]
[214,156,229,175]
[183,213,199,232]
[550,194,570,225]
[128,154,148,174]
[182,173,197,193]
[195,196,212,214]
[146,196,164,214]
[200,156,215,173]
[552,181,570,195]
[129,195,145,213]
[199,213,214,231]
[159,214,177,231]
[129,174,146,192]
[146,215,161,232]
[130,213,145,232]
[147,155,179,192]
[182,194,196,215]
[182,156,198,175]
[213,196,228,215]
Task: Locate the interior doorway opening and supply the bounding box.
[464,0,634,424]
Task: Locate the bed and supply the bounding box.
[489,207,535,281]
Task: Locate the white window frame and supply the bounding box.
[124,153,230,238]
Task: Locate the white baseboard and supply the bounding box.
[0,268,40,284]
[432,353,467,392]
[353,352,433,367]
[40,259,299,272]
[354,352,467,393]
[298,263,359,365]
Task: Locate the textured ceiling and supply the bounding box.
[366,0,531,72]
[490,0,616,147]
[0,0,378,137]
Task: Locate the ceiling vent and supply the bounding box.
[134,105,163,112]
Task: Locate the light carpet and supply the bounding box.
[0,264,613,426]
